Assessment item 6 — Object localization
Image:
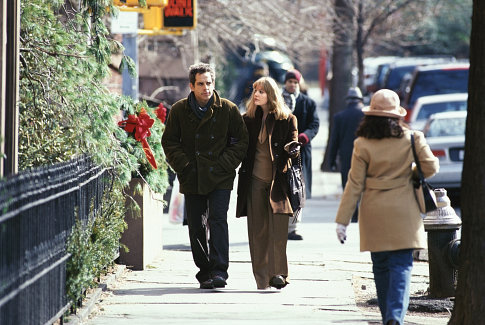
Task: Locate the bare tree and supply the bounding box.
[449,0,485,323]
[354,0,429,91]
[195,0,334,68]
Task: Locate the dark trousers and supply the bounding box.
[184,189,231,283]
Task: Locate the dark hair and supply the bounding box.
[356,116,404,139]
[188,63,215,85]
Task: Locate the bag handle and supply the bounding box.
[410,133,425,185]
[289,152,303,168]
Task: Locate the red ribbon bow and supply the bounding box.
[155,103,167,124]
[119,108,158,169]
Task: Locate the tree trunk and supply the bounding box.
[356,0,365,92]
[449,1,485,323]
[321,0,354,171]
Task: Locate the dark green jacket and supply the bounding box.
[162,90,248,195]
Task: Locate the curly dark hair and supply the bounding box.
[356,116,405,139]
[188,63,215,85]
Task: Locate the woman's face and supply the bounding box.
[253,87,268,107]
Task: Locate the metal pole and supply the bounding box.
[4,0,20,176]
[122,33,139,100]
[0,0,6,176]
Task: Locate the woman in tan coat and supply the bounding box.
[236,77,300,290]
[335,89,439,325]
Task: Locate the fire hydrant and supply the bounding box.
[423,188,461,298]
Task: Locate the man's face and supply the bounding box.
[190,72,214,106]
[284,78,299,94]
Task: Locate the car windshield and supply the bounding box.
[409,69,469,107]
[416,100,467,121]
[425,116,466,137]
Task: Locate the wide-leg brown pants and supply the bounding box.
[247,177,289,289]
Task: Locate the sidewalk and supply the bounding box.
[78,90,451,325]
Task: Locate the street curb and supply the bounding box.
[64,264,126,325]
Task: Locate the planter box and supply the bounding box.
[119,178,164,270]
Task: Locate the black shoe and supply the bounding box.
[212,275,227,288]
[269,275,287,289]
[288,230,303,240]
[199,279,214,289]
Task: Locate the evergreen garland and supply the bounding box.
[18,0,169,308]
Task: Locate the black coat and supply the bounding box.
[235,108,299,218]
[327,101,364,187]
[292,93,319,198]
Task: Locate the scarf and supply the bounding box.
[189,92,214,120]
[282,88,300,112]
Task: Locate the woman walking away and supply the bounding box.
[236,77,300,290]
[334,89,439,324]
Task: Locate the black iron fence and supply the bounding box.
[0,155,111,325]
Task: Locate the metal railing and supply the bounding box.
[0,155,110,325]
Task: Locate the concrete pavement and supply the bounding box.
[77,89,451,325]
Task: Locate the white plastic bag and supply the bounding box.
[168,177,185,224]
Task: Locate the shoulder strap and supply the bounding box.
[410,133,425,181]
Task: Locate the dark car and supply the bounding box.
[402,62,469,121]
[382,57,455,95]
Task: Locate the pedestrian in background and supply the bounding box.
[282,69,320,240]
[327,87,365,222]
[162,63,248,290]
[236,76,300,290]
[334,89,439,325]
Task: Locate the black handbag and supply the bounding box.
[287,155,306,220]
[411,133,437,214]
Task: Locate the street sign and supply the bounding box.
[111,11,138,34]
[111,11,139,34]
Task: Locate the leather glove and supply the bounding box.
[298,133,309,146]
[336,223,347,244]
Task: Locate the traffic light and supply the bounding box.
[163,0,196,29]
[143,7,162,30]
[113,0,195,34]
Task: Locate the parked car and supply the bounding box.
[363,56,397,94]
[382,56,455,95]
[402,62,469,121]
[409,93,468,131]
[422,110,466,192]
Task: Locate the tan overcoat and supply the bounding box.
[335,129,439,252]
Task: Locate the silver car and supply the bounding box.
[423,110,466,190]
[409,93,467,131]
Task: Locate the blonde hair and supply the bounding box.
[246,77,291,120]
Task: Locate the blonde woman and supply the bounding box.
[236,77,300,290]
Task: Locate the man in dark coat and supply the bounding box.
[327,87,364,222]
[282,69,320,240]
[162,63,248,289]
